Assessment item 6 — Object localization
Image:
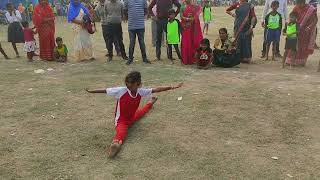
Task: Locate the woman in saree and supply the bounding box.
[181,0,203,65]
[285,0,317,66]
[226,0,257,63]
[33,0,56,61]
[212,28,241,68]
[68,0,94,62]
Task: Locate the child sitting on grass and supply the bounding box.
[195,38,213,69]
[53,37,68,62]
[22,21,37,62]
[86,71,183,158]
[0,43,9,59]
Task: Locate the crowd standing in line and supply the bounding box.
[0,0,319,71]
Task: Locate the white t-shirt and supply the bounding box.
[106,87,153,125]
[5,10,22,24]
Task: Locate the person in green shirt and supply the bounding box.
[202,0,212,35]
[165,9,182,64]
[282,11,299,68]
[264,0,282,61]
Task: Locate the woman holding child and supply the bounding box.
[180,0,203,65]
[226,0,257,63]
[212,28,241,68]
[285,0,317,66]
[68,0,94,62]
[33,0,56,61]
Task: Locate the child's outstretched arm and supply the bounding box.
[152,83,183,93]
[86,89,106,93]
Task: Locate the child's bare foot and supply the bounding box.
[149,97,158,105]
[108,141,121,158]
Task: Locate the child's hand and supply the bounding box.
[172,82,183,90]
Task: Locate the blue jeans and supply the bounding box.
[128,29,147,62]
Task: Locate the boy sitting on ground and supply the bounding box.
[53,37,68,62]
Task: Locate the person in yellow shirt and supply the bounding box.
[53,37,68,62]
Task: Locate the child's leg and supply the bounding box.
[282,49,288,68]
[108,122,128,158]
[167,44,173,60]
[272,42,276,60]
[205,23,209,34]
[0,43,9,59]
[265,42,270,60]
[290,50,296,69]
[173,44,182,60]
[27,52,34,61]
[130,101,154,125]
[114,122,129,143]
[12,43,19,57]
[53,48,59,61]
[318,58,320,72]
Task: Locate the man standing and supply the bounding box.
[148,0,181,61]
[124,0,151,65]
[261,0,288,58]
[95,0,121,58]
[104,0,128,62]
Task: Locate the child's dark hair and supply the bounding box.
[56,37,63,43]
[125,71,141,85]
[21,21,29,28]
[219,28,228,34]
[168,9,176,15]
[271,0,279,7]
[200,38,210,47]
[289,11,298,18]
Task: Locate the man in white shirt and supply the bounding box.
[261,0,288,58]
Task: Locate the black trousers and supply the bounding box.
[106,23,127,57]
[102,24,121,55]
[262,28,280,55]
[156,18,168,59]
[167,44,182,60]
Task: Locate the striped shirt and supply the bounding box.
[124,0,147,30]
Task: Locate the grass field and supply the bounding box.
[1,6,320,179]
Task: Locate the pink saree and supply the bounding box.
[181,4,203,65]
[286,5,317,66]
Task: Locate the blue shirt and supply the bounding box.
[124,0,147,30]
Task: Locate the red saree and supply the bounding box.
[181,4,203,65]
[286,5,317,66]
[33,1,55,61]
